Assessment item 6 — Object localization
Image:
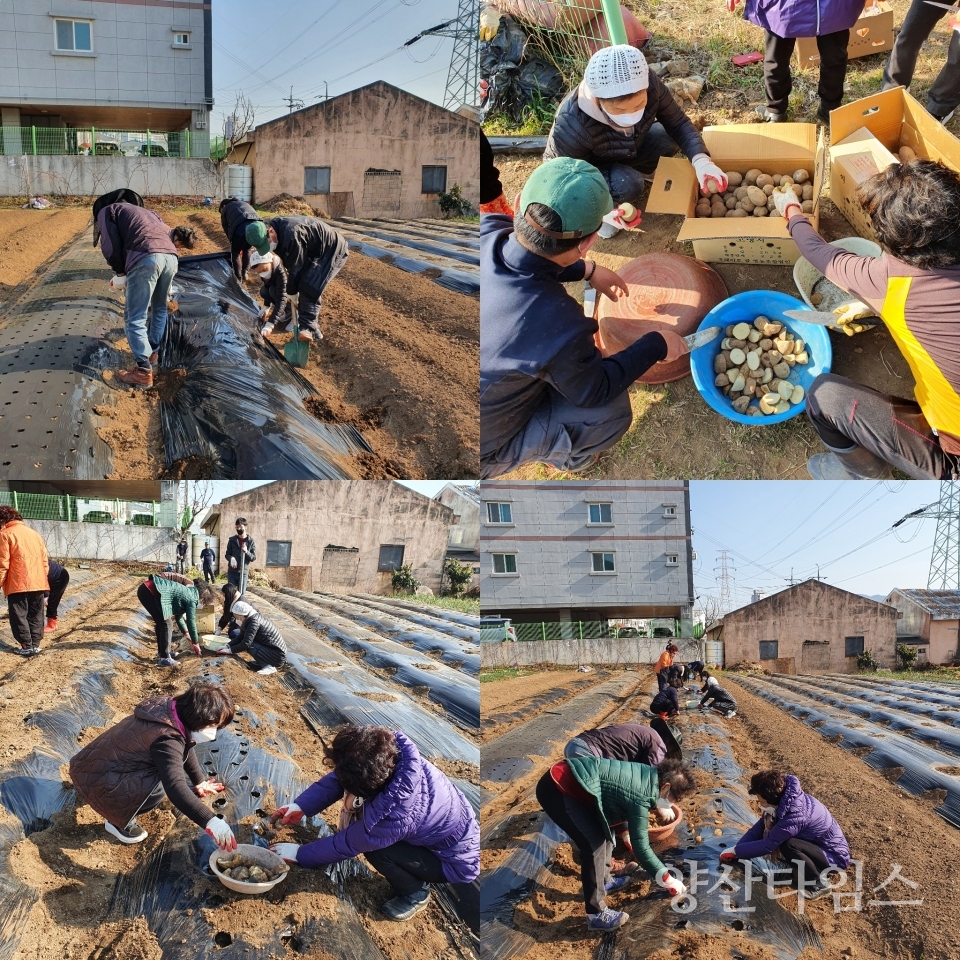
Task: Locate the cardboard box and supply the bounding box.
[829,87,960,243]
[795,2,893,68]
[645,123,825,265]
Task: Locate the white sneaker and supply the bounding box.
[261,322,275,336]
[105,819,148,844]
[256,665,278,675]
[726,710,737,718]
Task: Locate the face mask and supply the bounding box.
[259,269,273,282]
[268,242,278,252]
[605,107,645,126]
[760,805,776,816]
[191,727,218,743]
[236,527,245,535]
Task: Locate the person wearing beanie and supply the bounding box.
[726,0,859,124]
[480,157,691,478]
[246,249,292,337]
[219,196,262,280]
[544,45,726,206]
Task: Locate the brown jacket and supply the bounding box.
[69,696,212,829]
[0,519,49,596]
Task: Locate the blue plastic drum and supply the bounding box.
[689,291,833,426]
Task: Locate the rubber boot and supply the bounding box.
[807,443,894,480]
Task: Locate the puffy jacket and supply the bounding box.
[220,197,261,242]
[293,732,480,883]
[544,73,707,170]
[97,202,177,275]
[578,723,667,767]
[700,684,737,710]
[228,610,288,661]
[742,0,864,38]
[148,574,200,645]
[267,216,348,298]
[69,696,212,828]
[650,686,680,715]
[565,754,667,879]
[0,519,49,596]
[655,651,674,673]
[734,774,850,867]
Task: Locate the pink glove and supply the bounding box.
[270,842,301,863]
[270,802,304,826]
[692,155,728,195]
[192,642,202,657]
[720,851,737,864]
[195,780,225,798]
[656,867,688,897]
[205,816,236,851]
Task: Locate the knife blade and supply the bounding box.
[684,326,723,350]
[923,1,960,12]
[782,309,842,325]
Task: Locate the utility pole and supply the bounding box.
[715,550,736,616]
[315,82,329,102]
[283,87,304,114]
[929,481,960,588]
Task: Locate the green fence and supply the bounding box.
[503,620,696,642]
[0,127,193,158]
[0,491,161,526]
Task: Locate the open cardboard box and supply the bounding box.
[796,1,893,67]
[830,87,960,243]
[646,123,825,265]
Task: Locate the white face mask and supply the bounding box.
[191,727,218,743]
[268,242,278,252]
[760,805,776,816]
[605,107,645,126]
[259,269,273,282]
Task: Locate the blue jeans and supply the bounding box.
[125,253,178,368]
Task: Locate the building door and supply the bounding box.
[320,545,360,590]
[362,169,402,216]
[801,640,832,672]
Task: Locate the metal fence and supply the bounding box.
[0,491,162,526]
[0,127,194,158]
[490,620,697,642]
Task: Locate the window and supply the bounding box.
[587,503,612,524]
[55,19,92,51]
[304,166,331,194]
[663,504,677,518]
[173,32,191,45]
[486,502,512,524]
[266,540,292,567]
[492,553,517,575]
[422,165,447,193]
[665,554,679,566]
[591,552,616,573]
[759,640,779,660]
[845,635,865,657]
[378,544,405,572]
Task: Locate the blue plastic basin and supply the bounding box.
[689,290,833,426]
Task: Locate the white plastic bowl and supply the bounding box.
[209,843,289,895]
[793,237,882,314]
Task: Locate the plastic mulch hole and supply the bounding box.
[251,790,261,798]
[731,920,746,931]
[676,919,688,929]
[213,797,227,809]
[214,933,232,948]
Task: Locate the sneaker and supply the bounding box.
[14,646,33,656]
[44,618,58,632]
[157,657,181,668]
[726,710,737,718]
[755,105,786,123]
[381,885,431,921]
[105,819,148,844]
[256,665,278,675]
[116,366,154,389]
[586,908,629,932]
[605,876,633,893]
[934,108,956,125]
[803,882,834,901]
[30,646,42,656]
[297,329,315,343]
[261,322,275,336]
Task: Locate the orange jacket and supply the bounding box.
[0,520,50,596]
[655,651,673,673]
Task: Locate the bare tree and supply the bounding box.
[177,481,215,535]
[221,93,256,164]
[695,595,725,630]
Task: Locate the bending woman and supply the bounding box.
[137,571,217,667]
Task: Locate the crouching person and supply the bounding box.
[535,756,697,932]
[269,727,479,923]
[226,600,288,675]
[720,770,850,899]
[68,681,238,849]
[698,675,738,718]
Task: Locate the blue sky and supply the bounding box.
[210,0,458,136]
[690,481,945,611]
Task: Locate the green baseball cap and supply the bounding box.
[520,157,612,239]
[245,220,270,255]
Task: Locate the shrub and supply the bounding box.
[438,184,473,218]
[896,643,918,670]
[856,649,880,672]
[391,564,420,594]
[443,558,473,597]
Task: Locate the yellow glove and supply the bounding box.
[832,300,875,336]
[480,6,501,41]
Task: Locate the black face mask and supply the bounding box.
[236,527,245,536]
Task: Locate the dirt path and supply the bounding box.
[0,565,474,960]
[481,668,595,713]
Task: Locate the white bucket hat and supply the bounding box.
[231,600,255,618]
[583,44,649,99]
[248,250,273,267]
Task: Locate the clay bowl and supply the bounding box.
[648,803,684,842]
[596,253,728,383]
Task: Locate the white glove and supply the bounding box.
[270,842,301,864]
[270,802,304,826]
[229,558,238,569]
[480,5,501,41]
[597,203,643,239]
[692,155,728,196]
[773,189,803,219]
[655,798,678,822]
[109,274,127,290]
[205,816,237,851]
[214,626,222,636]
[656,867,688,897]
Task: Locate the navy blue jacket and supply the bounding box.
[480,214,667,457]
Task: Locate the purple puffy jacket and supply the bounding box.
[734,774,850,867]
[293,732,479,883]
[743,0,864,39]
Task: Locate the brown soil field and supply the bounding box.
[484,676,960,960]
[0,565,475,960]
[481,668,589,714]
[0,208,92,300]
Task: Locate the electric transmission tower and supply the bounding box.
[715,550,737,615]
[404,0,480,111]
[929,481,960,589]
